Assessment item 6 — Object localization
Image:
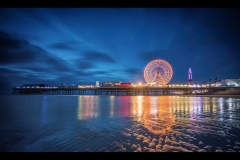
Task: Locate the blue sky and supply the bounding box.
[0,8,240,94]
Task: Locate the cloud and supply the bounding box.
[66,50,118,78]
[82,51,116,63]
[48,41,80,50]
[0,30,36,64]
[0,29,72,69]
[72,59,95,70]
[124,68,142,74]
[0,30,86,93]
[124,68,144,82]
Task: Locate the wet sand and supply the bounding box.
[0,95,240,152]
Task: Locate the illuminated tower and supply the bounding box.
[188,68,192,84]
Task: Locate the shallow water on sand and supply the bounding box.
[0,95,240,152]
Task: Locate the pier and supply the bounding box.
[12,86,240,95]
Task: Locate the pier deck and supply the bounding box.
[12,86,240,95]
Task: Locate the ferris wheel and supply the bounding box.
[144,59,173,86]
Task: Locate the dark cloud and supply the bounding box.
[124,68,142,75]
[49,42,74,50]
[70,58,117,80]
[123,68,144,82]
[82,51,116,63]
[64,51,117,76]
[92,70,111,75]
[0,30,86,93]
[0,30,37,64]
[48,41,80,50]
[72,59,95,70]
[0,30,72,70]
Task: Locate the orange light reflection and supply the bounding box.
[131,96,175,135]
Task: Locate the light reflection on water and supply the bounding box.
[0,95,240,152]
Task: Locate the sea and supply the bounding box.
[0,94,240,152]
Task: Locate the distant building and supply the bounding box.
[95,81,100,88]
[215,79,240,87]
[102,81,122,87]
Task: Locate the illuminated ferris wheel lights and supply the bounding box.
[144,59,173,86]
